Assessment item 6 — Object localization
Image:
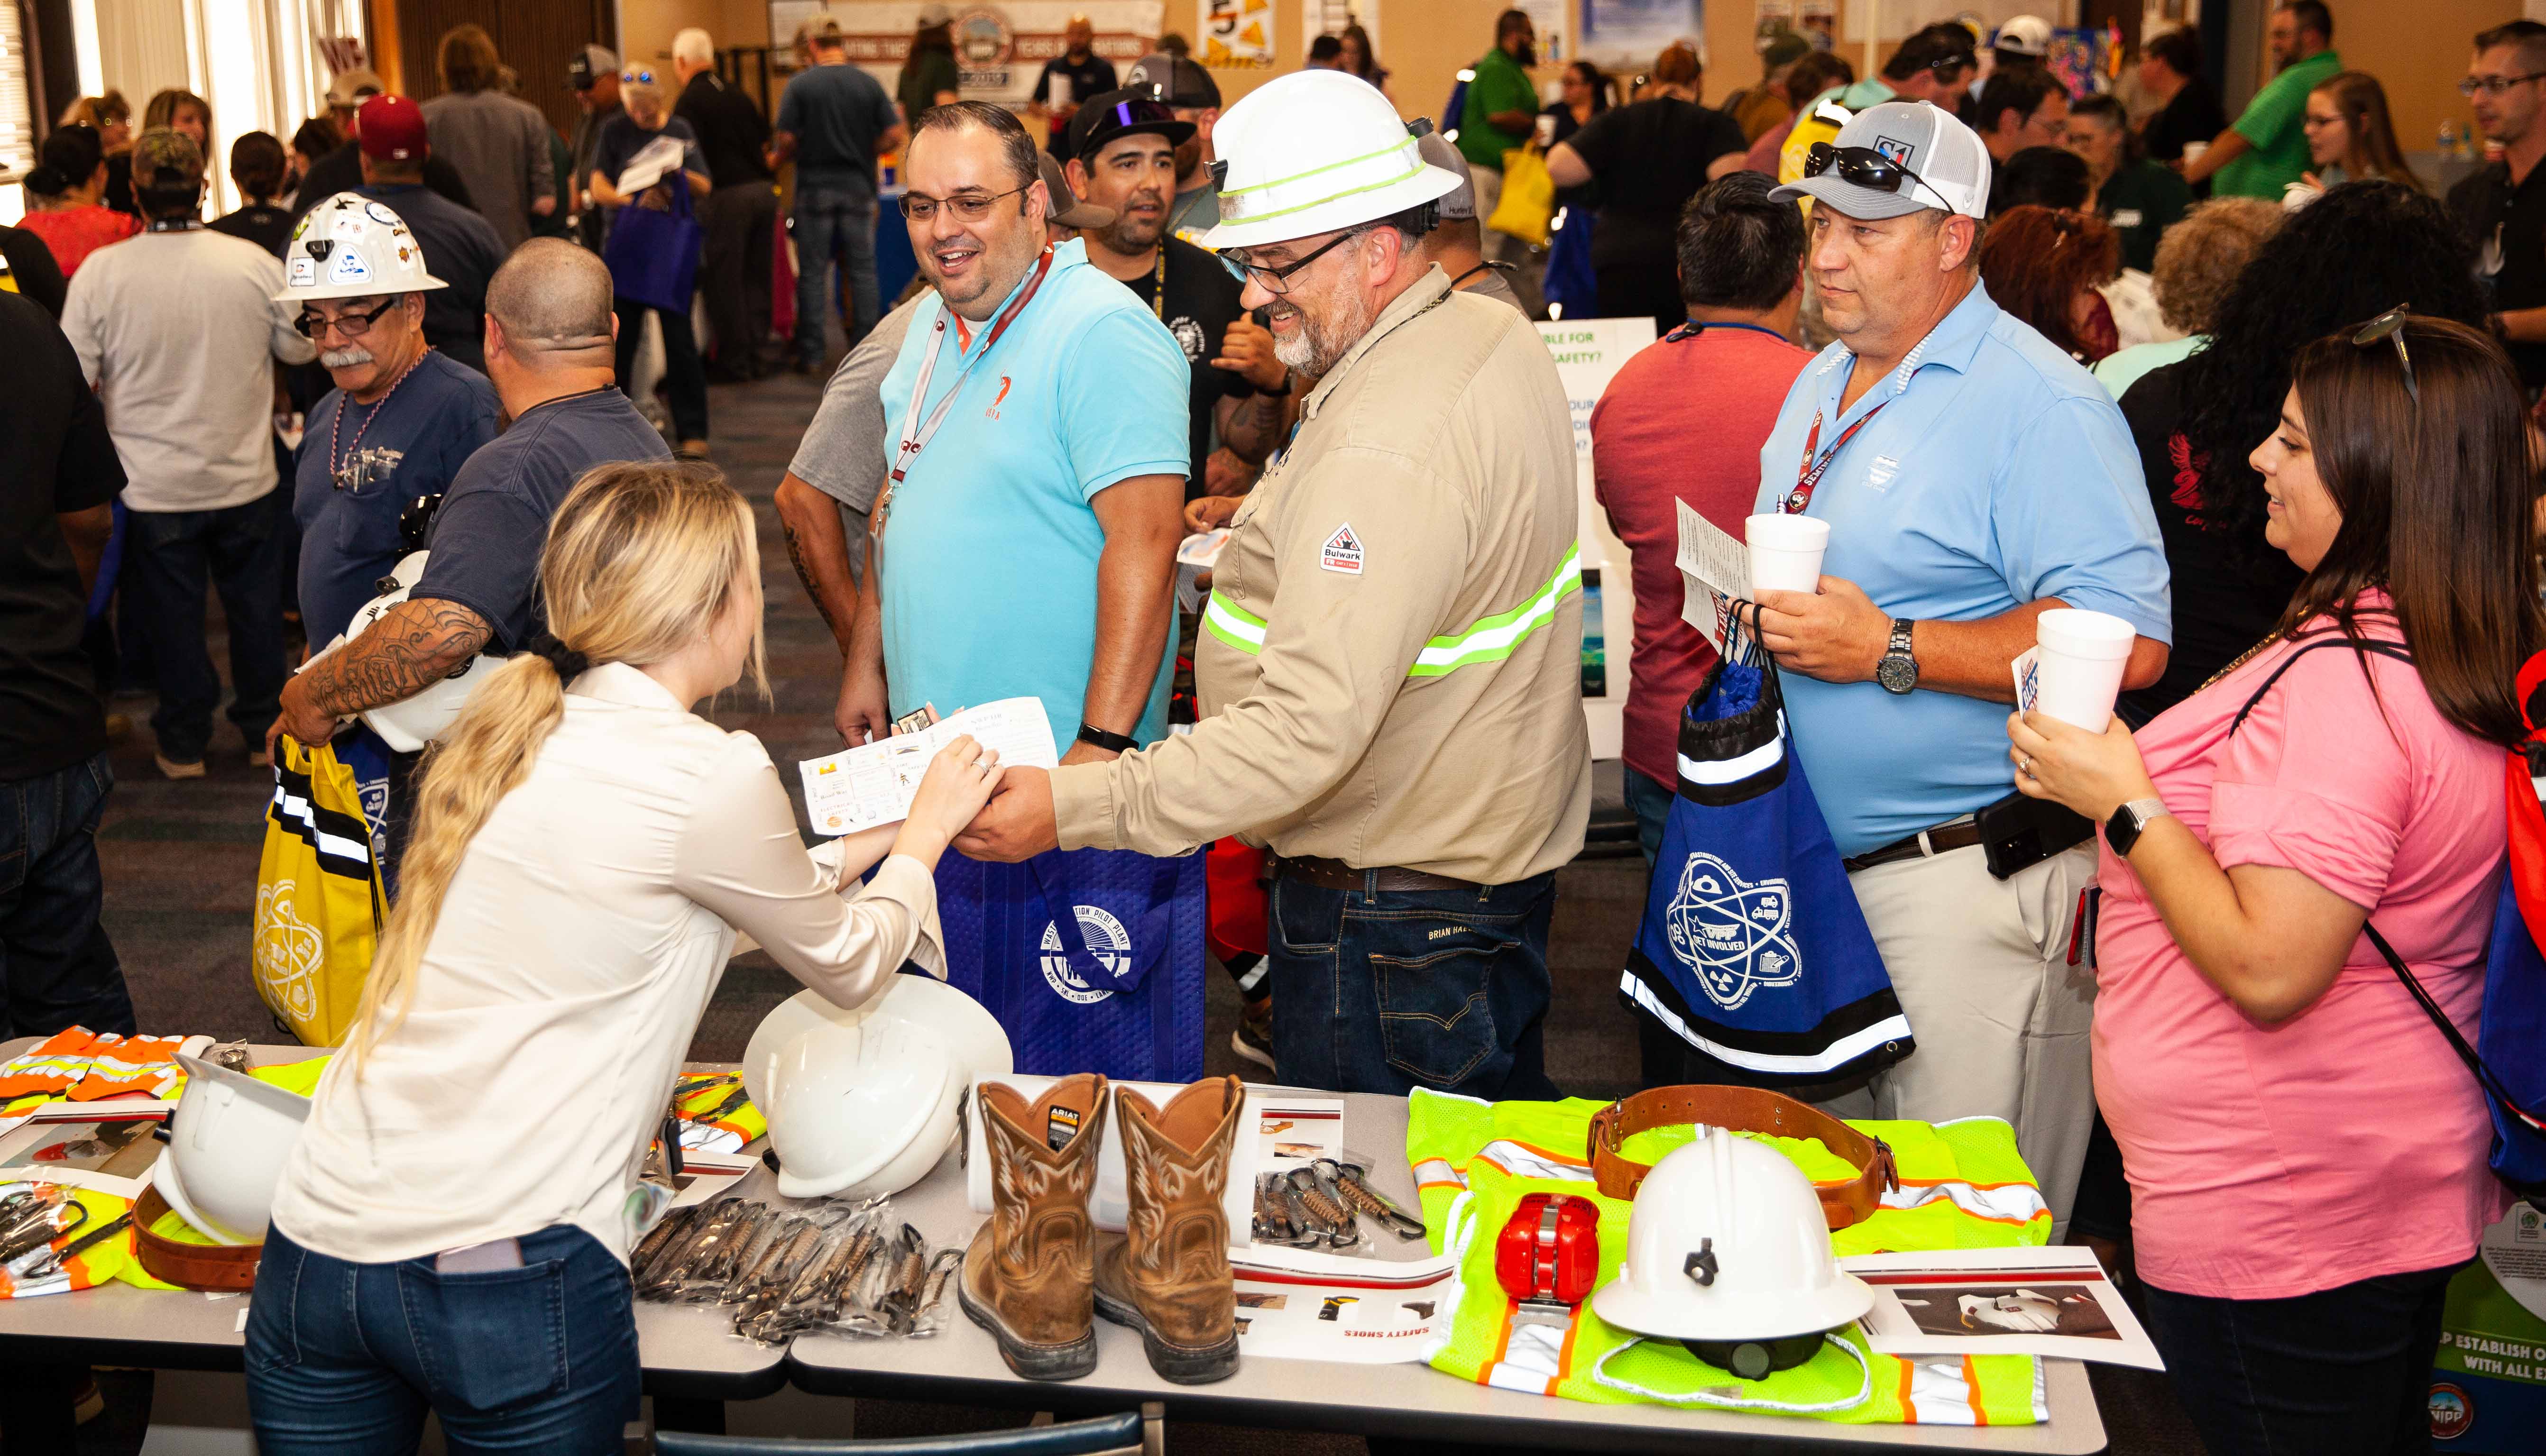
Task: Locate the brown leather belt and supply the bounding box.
[1586,1085,1898,1229]
[132,1186,262,1291]
[1842,821,1985,874]
[1272,855,1481,894]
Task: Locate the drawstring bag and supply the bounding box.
[604,171,703,315]
[1541,204,1598,321]
[1621,613,1912,1090]
[931,846,1204,1083]
[252,737,386,1045]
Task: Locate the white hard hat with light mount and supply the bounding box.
[1199,70,1462,252]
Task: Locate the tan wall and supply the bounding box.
[2317,0,2491,158]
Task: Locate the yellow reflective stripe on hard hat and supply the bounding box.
[1218,137,1411,201]
[1409,543,1582,677]
[1222,162,1437,227]
[1202,590,1268,653]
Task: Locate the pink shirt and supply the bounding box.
[2094,606,2504,1300]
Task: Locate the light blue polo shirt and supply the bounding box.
[875,239,1190,749]
[1752,284,2170,858]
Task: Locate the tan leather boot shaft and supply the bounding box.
[969,1073,1107,1349]
[1103,1074,1242,1352]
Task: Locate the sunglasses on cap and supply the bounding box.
[622,68,656,85]
[2350,304,2417,406]
[1804,142,1957,213]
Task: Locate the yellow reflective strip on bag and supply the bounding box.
[252,739,385,1046]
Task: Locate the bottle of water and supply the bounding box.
[2441,119,2460,158]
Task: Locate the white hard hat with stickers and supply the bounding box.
[1199,69,1462,252]
[274,191,450,302]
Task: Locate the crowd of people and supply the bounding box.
[3,8,2540,1454]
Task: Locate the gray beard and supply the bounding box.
[1271,287,1377,377]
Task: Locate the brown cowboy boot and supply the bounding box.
[1092,1075,1243,1384]
[958,1074,1107,1380]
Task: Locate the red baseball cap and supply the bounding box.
[358,94,429,162]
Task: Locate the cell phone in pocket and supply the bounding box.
[434,1236,524,1273]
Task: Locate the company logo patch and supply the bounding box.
[327,246,372,286]
[1320,524,1364,575]
[2427,1383,2473,1442]
[288,256,316,288]
[1874,136,1914,167]
[1663,851,1800,1011]
[1867,454,1899,491]
[1039,904,1130,1004]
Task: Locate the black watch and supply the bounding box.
[2105,797,2171,859]
[1875,618,1919,695]
[1076,723,1139,754]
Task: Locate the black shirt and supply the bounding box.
[415,388,672,650]
[357,183,507,374]
[1564,99,1746,274]
[0,224,69,319]
[2140,81,2228,166]
[104,153,136,216]
[1033,53,1120,157]
[2114,361,2307,722]
[291,142,476,229]
[675,72,774,188]
[209,202,294,256]
[2451,159,2546,390]
[0,292,121,780]
[1118,238,1253,502]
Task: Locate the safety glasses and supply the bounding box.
[1218,230,1359,295]
[295,296,400,340]
[1803,142,1956,213]
[2350,305,2417,406]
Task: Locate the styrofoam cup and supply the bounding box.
[2182,139,2209,164]
[1746,514,1830,595]
[2033,608,2137,732]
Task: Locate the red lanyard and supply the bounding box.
[1781,402,1885,515]
[889,247,1056,486]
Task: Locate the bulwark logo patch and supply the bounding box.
[1320,524,1364,575]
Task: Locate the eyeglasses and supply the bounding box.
[1218,230,1360,296]
[1803,142,1957,213]
[900,183,1033,223]
[295,297,401,339]
[2351,305,2417,406]
[2459,71,2546,97]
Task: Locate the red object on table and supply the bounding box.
[1495,1191,1600,1307]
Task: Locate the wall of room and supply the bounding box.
[2318,0,2497,160]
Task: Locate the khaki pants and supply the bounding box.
[1818,839,2099,1235]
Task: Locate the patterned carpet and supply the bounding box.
[83,364,2198,1454]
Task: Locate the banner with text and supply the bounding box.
[769,0,1165,105]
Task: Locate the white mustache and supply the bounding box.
[321,346,375,369]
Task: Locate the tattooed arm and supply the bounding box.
[774,472,862,651]
[266,598,493,758]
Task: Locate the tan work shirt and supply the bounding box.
[1051,267,1591,883]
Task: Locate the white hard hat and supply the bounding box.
[1200,70,1462,251]
[1992,15,2052,56]
[276,191,450,302]
[151,1053,313,1244]
[1590,1126,1873,1346]
[323,551,502,753]
[746,977,1012,1200]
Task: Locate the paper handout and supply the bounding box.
[1844,1245,2166,1370]
[1674,499,1754,656]
[797,698,1058,837]
[613,136,688,197]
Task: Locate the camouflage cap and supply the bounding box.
[131,128,205,189]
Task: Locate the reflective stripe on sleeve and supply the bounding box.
[1202,542,1584,679]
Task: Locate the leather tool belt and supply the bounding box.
[133,1186,261,1291]
[1272,854,1480,894]
[1586,1085,1899,1229]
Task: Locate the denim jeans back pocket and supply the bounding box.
[1370,917,1515,1087]
[396,1257,570,1416]
[243,1231,309,1374]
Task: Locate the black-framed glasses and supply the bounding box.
[2459,71,2546,97]
[295,296,400,339]
[1804,142,1957,213]
[1218,230,1359,295]
[900,182,1033,223]
[2351,305,2417,406]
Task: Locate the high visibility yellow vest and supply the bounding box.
[1405,1089,2052,1426]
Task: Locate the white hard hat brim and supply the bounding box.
[1199,156,1464,253]
[274,274,450,303]
[1590,1267,1875,1343]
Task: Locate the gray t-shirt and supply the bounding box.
[787,293,925,580]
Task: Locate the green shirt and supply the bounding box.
[1458,47,1539,169]
[2097,160,2191,273]
[2215,49,2340,200]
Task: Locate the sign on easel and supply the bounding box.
[1535,316,1656,762]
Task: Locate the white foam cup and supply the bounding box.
[2181,139,2209,165]
[2033,608,2137,733]
[1746,514,1831,595]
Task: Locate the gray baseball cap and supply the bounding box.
[1415,132,1477,221]
[1769,100,1991,221]
[1125,52,1220,109]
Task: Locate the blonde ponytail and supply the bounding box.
[344,461,765,1065]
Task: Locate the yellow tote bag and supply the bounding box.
[252,739,385,1046]
[1489,146,1557,247]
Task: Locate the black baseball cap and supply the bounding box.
[1066,89,1196,161]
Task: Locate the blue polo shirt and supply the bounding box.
[875,240,1190,749]
[1752,284,2170,858]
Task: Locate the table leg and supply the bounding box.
[653,1395,726,1435]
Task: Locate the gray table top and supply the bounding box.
[787,1090,2108,1454]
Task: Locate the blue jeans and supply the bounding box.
[0,753,132,1039]
[1623,765,1674,867]
[2138,1264,2457,1456]
[124,491,288,762]
[247,1224,641,1456]
[1268,870,1563,1099]
[792,182,881,363]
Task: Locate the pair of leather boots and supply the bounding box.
[957,1072,1241,1385]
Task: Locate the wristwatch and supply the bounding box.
[2104,797,2172,859]
[1075,723,1140,754]
[1254,370,1294,397]
[1875,618,1920,695]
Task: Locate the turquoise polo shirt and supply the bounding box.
[875,239,1190,749]
[1751,284,2171,858]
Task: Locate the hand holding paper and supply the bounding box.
[799,698,1057,838]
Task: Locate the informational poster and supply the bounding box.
[1535,316,1655,760]
[768,0,1164,105]
[1513,0,1568,64]
[1200,0,1277,69]
[1575,0,1701,70]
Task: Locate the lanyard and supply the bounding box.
[1782,400,1885,515]
[1146,247,1166,319]
[888,247,1056,487]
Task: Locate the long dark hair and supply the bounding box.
[2176,181,2485,561]
[2279,316,2543,747]
[1976,206,2120,359]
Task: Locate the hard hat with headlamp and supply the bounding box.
[1198,69,1462,252]
[276,190,450,303]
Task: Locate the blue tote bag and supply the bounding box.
[603,173,702,315]
[932,846,1205,1083]
[1622,626,1912,1090]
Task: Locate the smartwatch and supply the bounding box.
[1875,618,1919,695]
[2104,797,2171,859]
[1075,723,1140,754]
